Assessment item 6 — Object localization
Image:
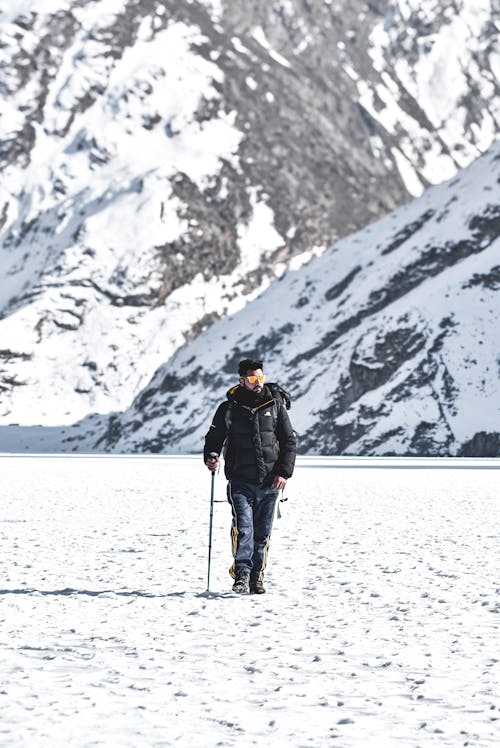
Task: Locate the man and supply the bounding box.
[204,358,297,594]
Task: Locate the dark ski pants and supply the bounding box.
[227,480,279,582]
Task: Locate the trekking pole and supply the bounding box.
[277,488,288,519]
[206,452,218,592]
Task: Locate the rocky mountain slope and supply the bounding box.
[81,142,500,456]
[1,0,498,428]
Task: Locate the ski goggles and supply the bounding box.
[244,374,266,384]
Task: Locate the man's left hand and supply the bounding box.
[272,475,287,491]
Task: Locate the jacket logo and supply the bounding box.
[264,411,272,416]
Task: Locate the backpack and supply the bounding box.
[268,382,291,410]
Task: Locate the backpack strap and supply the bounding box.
[224,400,234,433]
[224,383,290,435]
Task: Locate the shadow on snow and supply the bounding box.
[0,587,188,598]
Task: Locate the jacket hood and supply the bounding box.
[226,383,273,406]
[226,382,291,410]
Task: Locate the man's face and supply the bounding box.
[240,368,265,394]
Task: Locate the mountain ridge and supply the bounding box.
[1,0,498,429]
[69,142,500,456]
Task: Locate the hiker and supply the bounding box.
[204,358,297,594]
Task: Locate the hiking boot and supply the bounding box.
[250,579,266,594]
[232,570,250,594]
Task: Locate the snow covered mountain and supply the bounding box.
[81,142,500,456]
[1,0,498,428]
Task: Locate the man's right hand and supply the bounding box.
[206,454,219,473]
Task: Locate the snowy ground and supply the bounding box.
[1,456,499,747]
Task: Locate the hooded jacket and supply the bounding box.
[204,383,297,485]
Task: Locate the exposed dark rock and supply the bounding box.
[295,296,309,308]
[408,420,454,456]
[0,375,28,392]
[134,437,165,454]
[222,350,249,375]
[350,326,427,399]
[0,349,32,393]
[459,432,500,457]
[464,265,500,291]
[366,427,406,455]
[85,280,156,308]
[0,121,36,169]
[13,13,37,31]
[0,203,8,232]
[0,349,33,361]
[94,415,122,448]
[300,398,389,455]
[184,313,223,342]
[325,266,362,301]
[468,204,500,245]
[159,367,202,394]
[386,324,455,406]
[155,166,250,302]
[254,324,295,354]
[382,210,435,255]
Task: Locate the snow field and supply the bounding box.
[1,456,499,746]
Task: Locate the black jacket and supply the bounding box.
[204,384,297,485]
